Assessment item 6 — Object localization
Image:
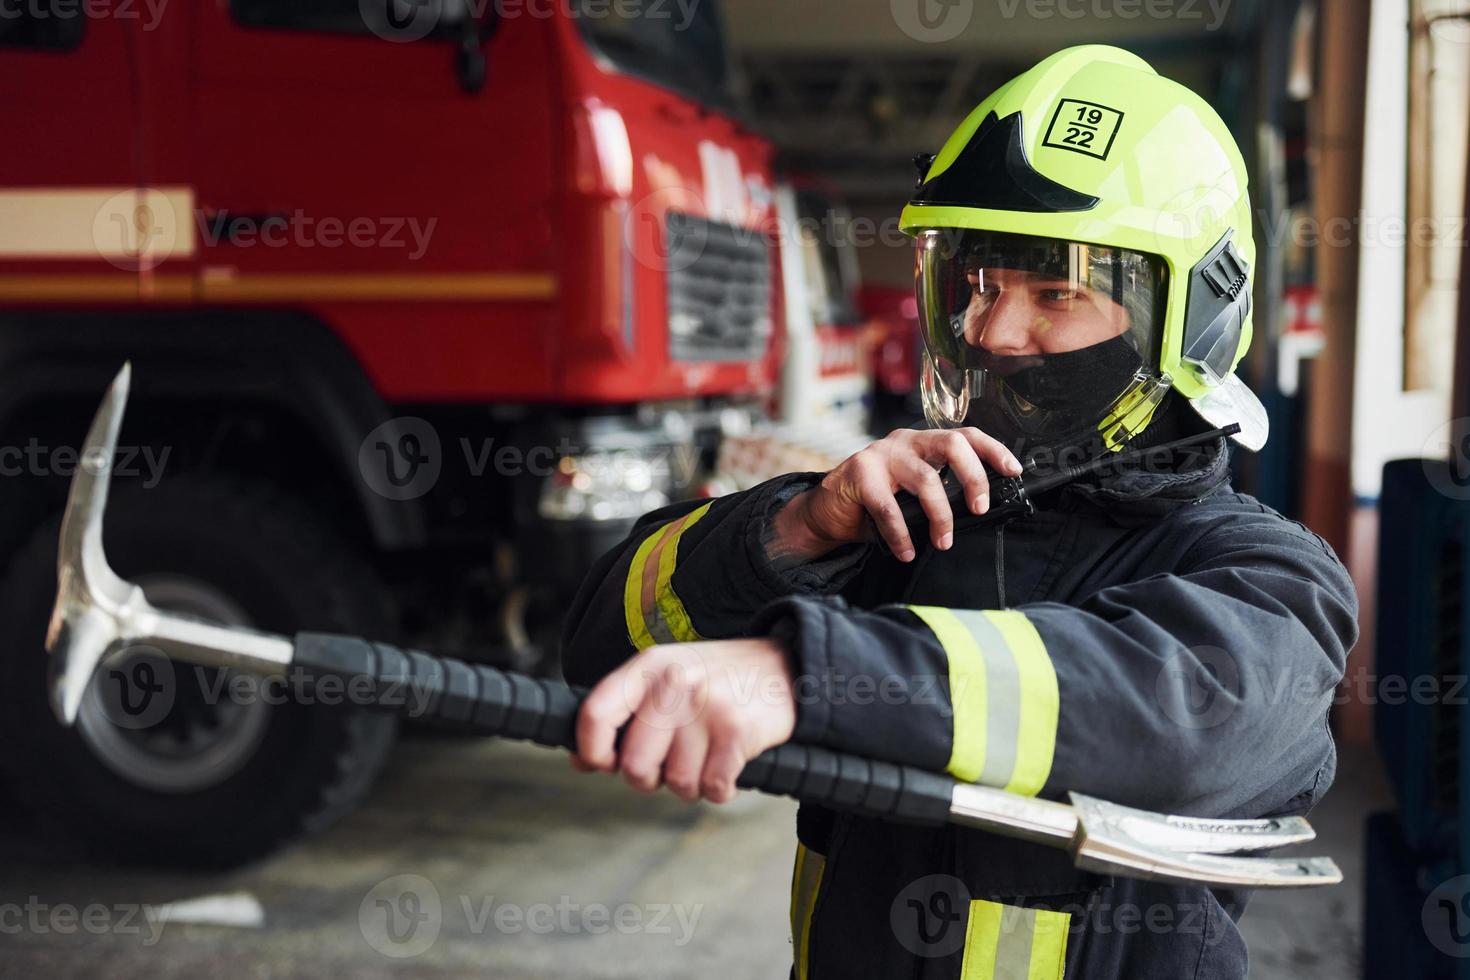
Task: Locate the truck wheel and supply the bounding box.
[0,477,398,868]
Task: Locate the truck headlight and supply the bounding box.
[538,449,673,522]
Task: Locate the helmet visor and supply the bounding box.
[916,229,1168,452]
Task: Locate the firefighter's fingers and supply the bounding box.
[576,656,653,771]
[662,725,709,803]
[921,428,992,516]
[955,427,1024,479]
[618,712,676,794]
[856,472,915,562]
[699,715,748,804]
[896,456,953,551]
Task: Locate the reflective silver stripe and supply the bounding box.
[907,604,1059,796]
[961,900,1071,980]
[993,904,1036,980]
[954,609,1023,791]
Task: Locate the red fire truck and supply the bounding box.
[0,1,781,865]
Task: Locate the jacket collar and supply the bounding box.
[1058,436,1233,523]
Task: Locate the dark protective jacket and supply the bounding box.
[561,434,1358,980]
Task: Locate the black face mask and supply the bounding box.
[959,333,1146,453]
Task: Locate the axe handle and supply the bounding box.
[293,633,955,827]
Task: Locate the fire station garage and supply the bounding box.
[0,1,1464,978]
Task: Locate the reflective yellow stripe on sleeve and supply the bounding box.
[961,899,1071,980]
[623,502,713,650]
[907,606,1059,796]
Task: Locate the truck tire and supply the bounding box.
[0,477,399,868]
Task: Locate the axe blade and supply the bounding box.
[45,363,295,727]
[46,363,138,726]
[1069,793,1342,888]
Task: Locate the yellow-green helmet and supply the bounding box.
[902,44,1267,453]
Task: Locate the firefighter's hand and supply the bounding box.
[770,427,1022,563]
[571,638,796,804]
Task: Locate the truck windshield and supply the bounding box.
[575,0,732,110]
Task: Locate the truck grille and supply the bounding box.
[666,211,772,362]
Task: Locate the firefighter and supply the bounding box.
[562,45,1357,978]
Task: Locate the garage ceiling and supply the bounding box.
[723,0,1264,203]
[725,0,1250,55]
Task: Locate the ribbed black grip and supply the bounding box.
[737,742,952,825]
[294,633,583,751]
[293,632,953,826]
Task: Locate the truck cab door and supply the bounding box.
[0,11,190,302]
[188,1,558,400]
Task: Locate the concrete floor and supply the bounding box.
[0,733,1389,979]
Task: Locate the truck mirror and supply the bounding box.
[455,8,498,95]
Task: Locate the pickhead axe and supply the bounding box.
[46,366,1341,889]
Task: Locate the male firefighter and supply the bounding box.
[561,45,1357,978]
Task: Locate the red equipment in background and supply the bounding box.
[860,284,923,430]
[0,2,781,865]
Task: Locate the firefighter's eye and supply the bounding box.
[1037,287,1080,306]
